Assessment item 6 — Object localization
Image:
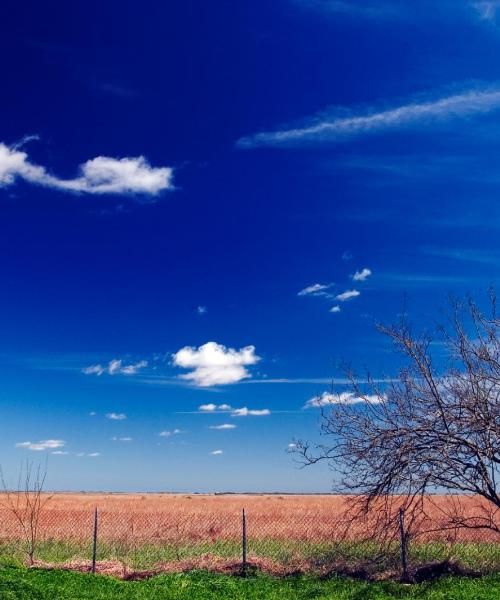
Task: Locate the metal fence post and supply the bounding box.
[242,509,247,575]
[398,508,409,582]
[92,507,99,574]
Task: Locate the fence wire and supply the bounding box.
[0,506,498,577]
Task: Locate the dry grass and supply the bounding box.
[0,493,497,544]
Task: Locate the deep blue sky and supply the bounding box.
[1,0,499,492]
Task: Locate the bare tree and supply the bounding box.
[0,460,52,565]
[294,292,500,540]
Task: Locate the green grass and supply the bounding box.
[0,565,499,599]
[2,539,499,573]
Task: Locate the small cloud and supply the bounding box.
[342,250,353,260]
[16,439,65,451]
[329,305,341,313]
[159,429,184,437]
[111,436,133,442]
[298,283,333,297]
[352,268,372,282]
[89,411,97,416]
[304,391,384,408]
[83,359,148,376]
[0,141,174,196]
[197,305,207,315]
[173,342,260,387]
[335,289,360,302]
[210,449,224,455]
[231,407,271,417]
[52,450,69,455]
[209,424,237,430]
[288,443,297,449]
[199,403,233,412]
[106,412,127,420]
[88,452,100,457]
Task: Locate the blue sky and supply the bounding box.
[1,0,500,492]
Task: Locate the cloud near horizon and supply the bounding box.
[172,342,260,386]
[304,391,384,408]
[231,407,271,417]
[106,412,127,420]
[0,141,174,195]
[237,85,500,148]
[16,439,65,451]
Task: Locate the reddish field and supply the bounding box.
[0,493,498,544]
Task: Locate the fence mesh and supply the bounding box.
[0,504,499,578]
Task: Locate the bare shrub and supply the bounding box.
[0,460,52,565]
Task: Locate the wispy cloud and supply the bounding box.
[210,449,224,455]
[297,283,334,297]
[473,1,500,21]
[82,359,148,376]
[231,407,271,417]
[209,423,237,430]
[0,141,173,195]
[352,268,372,282]
[111,436,133,442]
[335,289,360,302]
[106,412,127,420]
[297,0,402,20]
[237,86,500,148]
[197,305,207,315]
[172,342,260,387]
[304,391,384,408]
[423,247,500,264]
[329,305,341,313]
[16,439,65,451]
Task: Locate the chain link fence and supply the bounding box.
[0,506,499,579]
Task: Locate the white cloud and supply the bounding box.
[83,359,148,376]
[52,450,69,455]
[0,142,174,195]
[298,283,333,297]
[237,86,500,148]
[210,449,224,455]
[111,436,133,442]
[330,305,341,313]
[288,443,297,449]
[172,342,260,387]
[106,412,127,420]
[159,429,184,437]
[231,407,271,417]
[209,423,237,430]
[16,439,65,451]
[197,305,207,315]
[335,289,360,302]
[352,268,372,282]
[88,452,100,457]
[304,391,384,408]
